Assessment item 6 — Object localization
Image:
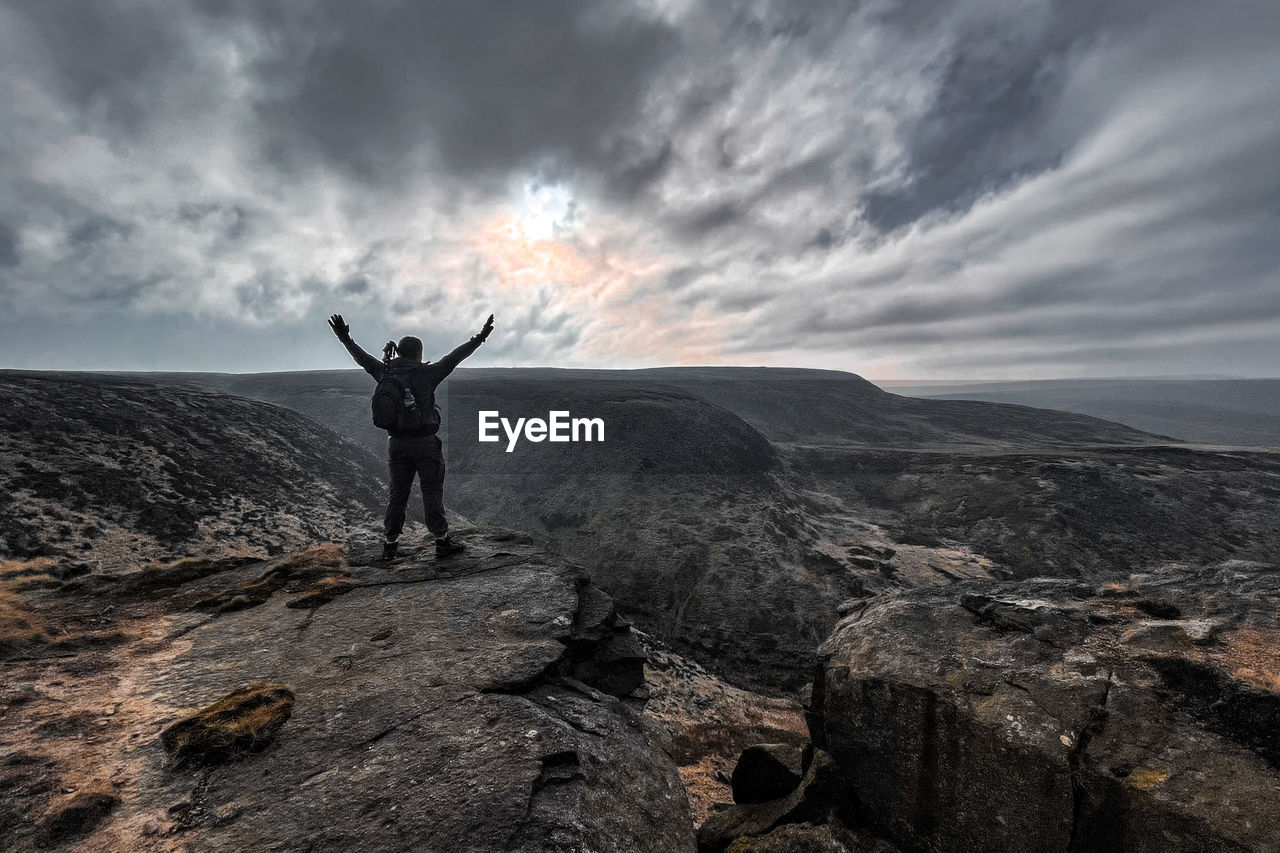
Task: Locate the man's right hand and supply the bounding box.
[328,314,350,339]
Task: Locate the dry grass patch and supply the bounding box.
[1202,627,1280,692]
[672,715,810,826]
[276,543,345,571]
[671,718,809,768]
[0,557,57,578]
[286,575,360,609]
[119,554,262,594]
[0,585,46,654]
[161,682,295,766]
[192,545,350,614]
[0,557,60,593]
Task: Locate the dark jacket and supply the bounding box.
[339,334,484,437]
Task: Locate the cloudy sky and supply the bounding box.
[1,0,1277,378]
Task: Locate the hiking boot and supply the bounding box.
[434,536,465,558]
[381,540,399,561]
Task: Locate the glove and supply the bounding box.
[328,314,351,339]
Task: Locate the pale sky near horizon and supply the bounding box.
[1,0,1278,379]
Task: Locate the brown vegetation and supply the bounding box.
[1199,627,1280,692]
[0,588,44,653]
[643,644,808,825]
[276,543,345,570]
[286,575,360,609]
[118,554,262,595]
[192,544,349,614]
[160,682,296,765]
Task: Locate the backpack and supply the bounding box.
[371,365,439,434]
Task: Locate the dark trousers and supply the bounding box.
[385,434,448,540]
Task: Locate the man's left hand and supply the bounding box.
[478,313,495,341]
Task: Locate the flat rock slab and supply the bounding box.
[1,532,695,852]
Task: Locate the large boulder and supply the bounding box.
[731,743,809,804]
[809,562,1280,853]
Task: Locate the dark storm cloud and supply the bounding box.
[227,0,679,183]
[720,0,858,53]
[806,228,839,252]
[235,270,291,319]
[854,2,1113,230]
[16,0,191,131]
[604,137,674,201]
[680,201,746,236]
[862,46,1066,229]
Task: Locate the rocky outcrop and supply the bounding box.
[0,530,695,852]
[445,377,835,694]
[808,561,1280,853]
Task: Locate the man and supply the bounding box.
[328,312,494,561]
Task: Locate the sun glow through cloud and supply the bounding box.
[478,217,592,289]
[456,181,725,365]
[517,181,575,241]
[472,181,594,289]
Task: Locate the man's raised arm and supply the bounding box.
[328,313,383,378]
[435,314,495,376]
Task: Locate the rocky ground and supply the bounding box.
[0,529,696,852]
[0,374,386,568]
[793,443,1280,579]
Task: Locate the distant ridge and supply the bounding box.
[880,377,1280,445]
